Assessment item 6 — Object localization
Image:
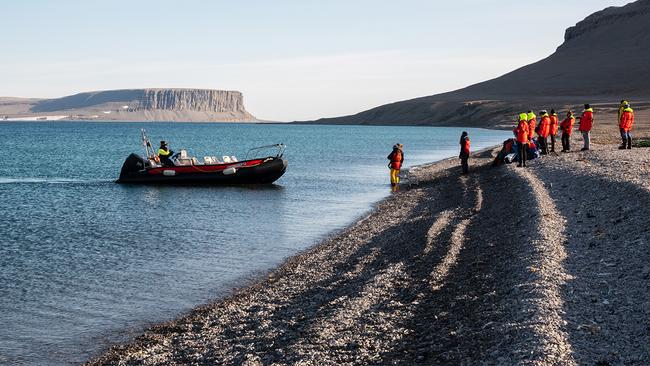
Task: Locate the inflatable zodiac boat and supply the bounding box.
[116,130,287,185]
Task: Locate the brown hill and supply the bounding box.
[301,0,650,128]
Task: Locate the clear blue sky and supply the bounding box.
[0,0,631,120]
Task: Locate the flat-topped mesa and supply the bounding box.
[19,88,257,122]
[139,89,247,112]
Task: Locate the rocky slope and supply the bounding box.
[0,88,256,122]
[301,0,650,127]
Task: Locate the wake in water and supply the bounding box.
[0,177,113,184]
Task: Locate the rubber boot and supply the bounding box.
[627,136,632,149]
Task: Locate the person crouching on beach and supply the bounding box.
[560,111,575,152]
[459,131,470,174]
[619,103,634,150]
[514,113,529,167]
[578,104,594,151]
[387,143,404,188]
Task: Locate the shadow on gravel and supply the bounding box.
[541,166,650,365]
[215,166,470,364]
[388,163,561,365]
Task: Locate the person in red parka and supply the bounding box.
[619,103,635,150]
[578,104,594,151]
[459,131,470,174]
[527,110,537,142]
[560,111,575,152]
[537,110,551,155]
[549,109,559,153]
[387,143,404,188]
[514,113,529,167]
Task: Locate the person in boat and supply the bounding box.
[387,143,404,188]
[157,141,175,167]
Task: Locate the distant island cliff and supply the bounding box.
[0,88,257,122]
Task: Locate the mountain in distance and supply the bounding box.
[0,88,257,122]
[299,0,650,127]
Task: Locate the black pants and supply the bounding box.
[540,137,548,154]
[550,134,556,152]
[160,156,175,167]
[561,133,570,151]
[518,143,528,166]
[461,156,469,174]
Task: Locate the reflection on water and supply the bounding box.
[0,122,509,365]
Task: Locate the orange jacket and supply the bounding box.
[460,137,470,156]
[619,108,634,132]
[560,116,575,135]
[579,109,594,132]
[388,149,403,170]
[514,120,529,143]
[528,117,537,139]
[538,115,551,138]
[550,114,559,135]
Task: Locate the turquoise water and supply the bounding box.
[0,122,509,364]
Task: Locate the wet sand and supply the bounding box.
[89,113,650,365]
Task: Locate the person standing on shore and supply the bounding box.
[578,104,594,151]
[387,143,404,188]
[527,110,537,142]
[560,111,575,152]
[459,131,470,174]
[549,109,559,153]
[537,110,551,155]
[619,103,634,150]
[514,113,529,167]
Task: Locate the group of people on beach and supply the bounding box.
[387,100,636,186]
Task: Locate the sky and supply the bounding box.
[0,0,632,121]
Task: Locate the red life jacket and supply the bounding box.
[461,138,470,155]
[389,150,403,170]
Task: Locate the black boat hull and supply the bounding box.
[116,154,287,185]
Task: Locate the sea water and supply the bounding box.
[0,122,509,364]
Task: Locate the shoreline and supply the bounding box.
[88,131,650,364]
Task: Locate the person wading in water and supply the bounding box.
[387,143,404,190]
[459,131,470,174]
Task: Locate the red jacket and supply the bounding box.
[460,137,470,157]
[388,149,403,170]
[579,109,594,132]
[514,120,529,143]
[538,115,551,138]
[528,117,537,140]
[560,116,575,135]
[619,108,634,131]
[550,114,559,135]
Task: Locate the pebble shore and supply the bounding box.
[89,137,650,365]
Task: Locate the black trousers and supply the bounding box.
[539,137,548,154]
[518,143,528,166]
[561,133,570,151]
[461,156,469,174]
[550,134,556,152]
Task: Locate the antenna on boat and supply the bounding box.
[141,129,153,159]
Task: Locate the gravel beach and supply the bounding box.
[89,130,650,365]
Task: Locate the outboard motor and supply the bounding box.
[117,153,146,182]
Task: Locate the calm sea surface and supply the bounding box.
[0,122,509,364]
